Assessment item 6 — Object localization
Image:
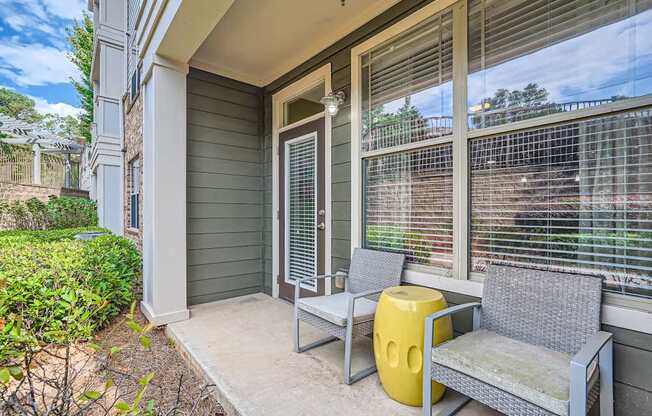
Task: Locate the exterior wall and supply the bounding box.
[123,93,143,251]
[0,182,89,202]
[186,68,264,305]
[261,0,652,414]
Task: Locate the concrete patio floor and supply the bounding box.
[166,293,502,416]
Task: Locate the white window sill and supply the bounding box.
[402,268,652,335]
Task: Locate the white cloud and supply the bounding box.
[0,41,79,86]
[40,0,86,21]
[4,14,28,31]
[32,96,82,117]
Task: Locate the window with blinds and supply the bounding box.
[468,0,652,129]
[470,108,652,298]
[364,143,453,269]
[360,9,453,153]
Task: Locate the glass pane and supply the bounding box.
[361,9,453,153]
[468,0,652,130]
[470,108,652,298]
[364,143,453,269]
[283,82,324,126]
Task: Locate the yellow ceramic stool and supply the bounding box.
[374,286,453,406]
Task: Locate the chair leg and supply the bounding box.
[293,309,300,353]
[599,338,614,416]
[343,322,376,385]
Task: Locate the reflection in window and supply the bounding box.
[361,10,453,152]
[470,109,652,298]
[364,143,453,269]
[468,0,652,129]
[283,82,325,126]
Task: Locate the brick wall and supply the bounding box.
[0,182,89,201]
[123,93,143,252]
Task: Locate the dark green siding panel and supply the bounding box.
[187,68,264,305]
[188,156,260,176]
[188,232,262,250]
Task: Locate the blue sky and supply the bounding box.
[0,0,86,117]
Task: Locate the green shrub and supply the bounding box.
[0,196,98,230]
[0,226,108,243]
[0,230,140,357]
[46,196,98,229]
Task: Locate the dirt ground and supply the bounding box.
[91,310,225,415]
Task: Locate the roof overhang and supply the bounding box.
[190,0,400,87]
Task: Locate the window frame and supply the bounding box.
[129,157,140,230]
[350,0,652,315]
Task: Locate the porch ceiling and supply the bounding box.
[190,0,400,87]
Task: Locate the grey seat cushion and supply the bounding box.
[297,293,377,327]
[431,329,596,416]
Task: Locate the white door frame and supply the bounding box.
[272,63,332,298]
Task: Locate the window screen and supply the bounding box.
[470,108,652,298]
[468,0,652,129]
[364,143,453,269]
[361,9,453,153]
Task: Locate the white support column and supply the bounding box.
[141,57,189,325]
[32,144,41,185]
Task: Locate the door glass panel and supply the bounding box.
[283,82,325,126]
[285,135,317,289]
[468,0,652,130]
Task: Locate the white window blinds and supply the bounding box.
[361,9,453,152]
[364,143,453,269]
[468,0,652,129]
[470,108,652,298]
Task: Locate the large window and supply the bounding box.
[354,0,652,299]
[471,109,652,298]
[360,7,454,270]
[468,0,652,129]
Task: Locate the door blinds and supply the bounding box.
[286,137,317,290]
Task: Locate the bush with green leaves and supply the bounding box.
[46,196,98,229]
[0,226,108,243]
[0,231,140,353]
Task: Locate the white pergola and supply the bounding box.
[0,114,84,188]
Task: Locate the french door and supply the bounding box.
[278,117,326,302]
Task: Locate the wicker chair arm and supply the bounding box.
[571,331,613,368]
[346,288,384,326]
[293,274,342,302]
[569,331,613,415]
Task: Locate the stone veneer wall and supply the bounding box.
[123,93,143,252]
[0,182,89,201]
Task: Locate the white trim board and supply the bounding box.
[272,63,333,298]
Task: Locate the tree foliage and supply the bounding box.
[0,88,41,123]
[67,14,94,143]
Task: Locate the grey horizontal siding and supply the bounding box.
[187,68,264,305]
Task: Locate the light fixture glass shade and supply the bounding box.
[320,91,345,117]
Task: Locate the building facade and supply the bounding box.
[88,1,652,414]
[88,0,125,235]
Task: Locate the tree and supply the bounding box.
[40,114,82,138]
[67,14,94,143]
[0,88,42,123]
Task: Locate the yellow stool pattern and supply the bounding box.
[374,286,453,406]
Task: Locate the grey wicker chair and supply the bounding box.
[293,248,405,384]
[423,265,613,416]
